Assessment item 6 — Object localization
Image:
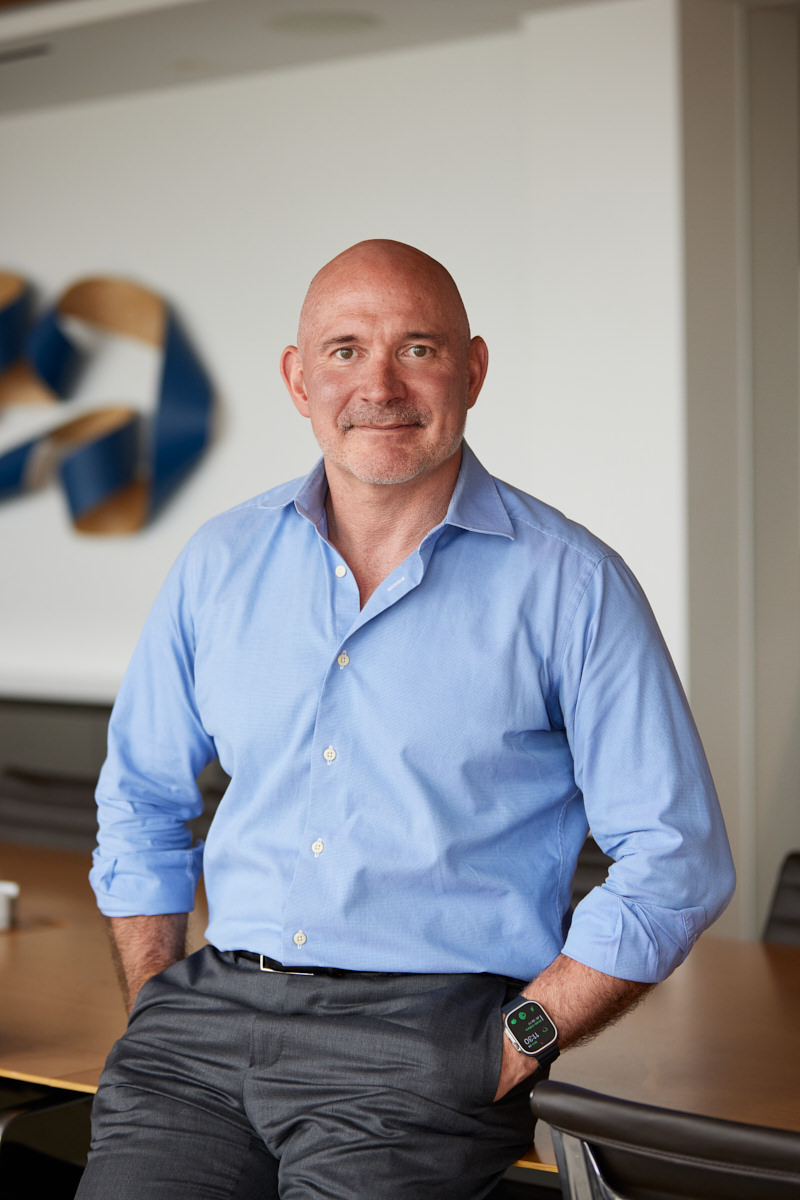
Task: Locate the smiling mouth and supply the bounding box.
[339,403,429,432]
[342,421,423,432]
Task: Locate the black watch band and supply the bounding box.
[501,995,560,1067]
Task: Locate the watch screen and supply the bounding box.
[507,1003,556,1053]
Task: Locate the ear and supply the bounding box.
[280,345,309,418]
[466,335,489,410]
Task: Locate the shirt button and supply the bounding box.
[293,931,307,947]
[323,745,337,764]
[335,564,347,578]
[311,839,324,857]
[337,652,350,668]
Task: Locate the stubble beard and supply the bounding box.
[333,403,467,486]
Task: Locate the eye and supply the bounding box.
[406,345,432,359]
[334,347,356,360]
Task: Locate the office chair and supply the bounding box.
[762,850,800,945]
[530,1079,800,1199]
[0,1083,90,1200]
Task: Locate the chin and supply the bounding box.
[347,452,436,486]
[353,467,424,486]
[342,438,463,487]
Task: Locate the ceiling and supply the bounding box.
[0,0,583,116]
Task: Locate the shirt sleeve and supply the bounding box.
[557,555,736,983]
[89,538,215,917]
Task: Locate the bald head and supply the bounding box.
[297,240,471,354]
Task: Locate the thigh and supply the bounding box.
[77,949,280,1200]
[76,1085,279,1200]
[272,1075,534,1200]
[244,971,535,1200]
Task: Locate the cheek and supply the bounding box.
[305,378,344,416]
[433,394,470,429]
[307,394,348,441]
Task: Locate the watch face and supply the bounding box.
[506,1001,557,1055]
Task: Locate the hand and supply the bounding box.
[493,1024,539,1102]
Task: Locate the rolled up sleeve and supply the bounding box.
[558,556,736,983]
[90,539,216,917]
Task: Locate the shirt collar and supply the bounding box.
[267,441,514,541]
[290,456,328,530]
[445,442,514,539]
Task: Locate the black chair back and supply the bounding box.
[763,851,800,945]
[530,1079,800,1199]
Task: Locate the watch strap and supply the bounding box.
[530,1038,560,1069]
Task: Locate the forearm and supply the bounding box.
[522,953,652,1050]
[495,953,652,1100]
[107,913,189,1013]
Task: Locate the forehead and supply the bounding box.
[300,255,465,347]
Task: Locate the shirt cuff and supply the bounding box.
[562,885,708,983]
[89,846,204,917]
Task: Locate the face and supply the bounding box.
[281,244,488,491]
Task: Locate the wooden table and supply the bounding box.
[2,842,799,1174]
[0,842,208,1093]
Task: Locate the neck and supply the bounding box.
[324,450,461,606]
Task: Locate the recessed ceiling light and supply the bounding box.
[269,10,380,35]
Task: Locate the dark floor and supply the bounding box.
[0,1143,85,1199]
[490,1179,561,1199]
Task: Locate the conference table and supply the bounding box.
[1,841,799,1178]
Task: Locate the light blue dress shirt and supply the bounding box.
[90,444,735,983]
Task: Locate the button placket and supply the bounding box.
[291,592,362,964]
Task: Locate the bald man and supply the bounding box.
[79,241,734,1199]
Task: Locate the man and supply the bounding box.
[78,240,735,1200]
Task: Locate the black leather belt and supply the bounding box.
[230,951,354,978]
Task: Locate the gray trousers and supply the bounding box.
[76,946,537,1199]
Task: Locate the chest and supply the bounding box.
[190,537,563,776]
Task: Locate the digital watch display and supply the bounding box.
[501,996,560,1066]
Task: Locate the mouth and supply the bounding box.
[347,422,421,431]
[339,405,429,434]
[341,416,426,433]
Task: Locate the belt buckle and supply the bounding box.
[258,955,314,976]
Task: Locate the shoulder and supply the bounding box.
[184,475,305,553]
[493,475,618,570]
[158,476,308,605]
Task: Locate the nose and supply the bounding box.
[359,351,406,404]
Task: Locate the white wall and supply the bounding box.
[518,0,687,669]
[0,5,688,704]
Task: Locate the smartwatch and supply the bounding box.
[501,996,560,1067]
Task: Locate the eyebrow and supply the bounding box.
[320,335,360,350]
[405,332,447,345]
[319,331,448,350]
